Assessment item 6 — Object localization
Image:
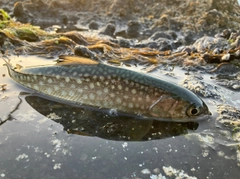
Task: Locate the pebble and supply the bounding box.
[99,23,116,36]
[88,20,99,30]
[141,168,151,175]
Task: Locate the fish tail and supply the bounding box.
[1,57,19,79]
[2,57,13,69]
[2,57,22,71]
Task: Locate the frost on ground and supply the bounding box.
[162,166,197,179]
[16,153,29,161]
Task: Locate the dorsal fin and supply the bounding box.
[57,55,99,66]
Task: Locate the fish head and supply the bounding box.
[148,97,211,122]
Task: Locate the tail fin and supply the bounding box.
[2,57,22,70]
[2,57,14,71]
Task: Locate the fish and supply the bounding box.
[3,56,211,122]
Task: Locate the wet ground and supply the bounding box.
[1,1,240,179]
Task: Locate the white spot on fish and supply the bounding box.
[47,70,53,74]
[43,76,47,80]
[138,97,143,101]
[103,88,109,93]
[56,75,60,79]
[84,86,89,90]
[78,89,83,93]
[60,82,65,87]
[131,89,137,94]
[96,82,101,86]
[111,85,115,90]
[68,90,75,97]
[62,71,66,75]
[125,87,129,92]
[99,76,105,81]
[118,85,122,90]
[33,84,39,90]
[123,95,129,99]
[97,90,103,95]
[116,97,122,104]
[83,95,88,100]
[110,93,115,98]
[65,77,70,83]
[89,83,94,89]
[76,79,82,84]
[61,90,67,96]
[89,93,95,100]
[146,95,150,102]
[48,78,53,84]
[54,86,60,91]
[128,103,134,108]
[39,81,44,85]
[70,84,76,88]
[47,88,53,94]
[105,81,109,85]
[103,101,109,107]
[72,71,77,76]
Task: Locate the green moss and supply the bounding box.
[16,28,40,42]
[0,9,10,21]
[0,21,10,29]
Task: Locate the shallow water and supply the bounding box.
[0,56,240,179]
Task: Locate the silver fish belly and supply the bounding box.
[4,56,210,122]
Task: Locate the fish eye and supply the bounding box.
[186,105,201,116]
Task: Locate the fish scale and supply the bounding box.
[4,56,211,122]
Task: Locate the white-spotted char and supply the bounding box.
[4,56,211,122]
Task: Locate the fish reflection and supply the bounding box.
[25,95,199,141]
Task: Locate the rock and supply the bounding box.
[214,73,240,91]
[126,20,142,38]
[115,38,131,48]
[88,21,99,30]
[217,104,240,128]
[221,53,230,62]
[74,45,97,60]
[156,38,172,51]
[193,36,230,53]
[13,2,25,18]
[181,74,227,100]
[0,32,8,47]
[210,63,240,74]
[149,31,172,41]
[99,23,116,37]
[231,36,240,48]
